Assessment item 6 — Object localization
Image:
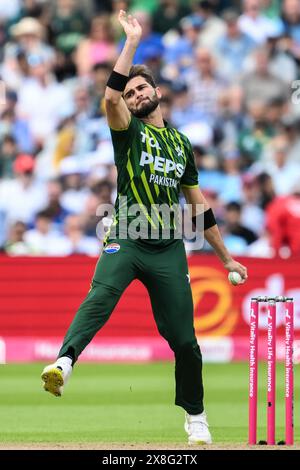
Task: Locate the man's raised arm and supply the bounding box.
[104,10,142,130]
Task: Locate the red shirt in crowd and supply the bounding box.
[266,194,300,255]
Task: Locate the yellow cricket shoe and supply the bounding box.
[41,358,72,397]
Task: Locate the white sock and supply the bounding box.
[56,356,73,369]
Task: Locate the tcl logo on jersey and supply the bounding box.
[139,151,185,177]
[140,131,162,151]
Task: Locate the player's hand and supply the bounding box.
[118,10,142,45]
[223,259,248,283]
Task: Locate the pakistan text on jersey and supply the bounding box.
[149,173,179,188]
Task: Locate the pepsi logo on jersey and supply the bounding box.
[104,243,121,254]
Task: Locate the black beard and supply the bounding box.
[131,96,160,118]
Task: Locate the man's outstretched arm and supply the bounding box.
[182,186,248,281]
[104,10,141,130]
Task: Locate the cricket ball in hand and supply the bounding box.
[228,271,243,286]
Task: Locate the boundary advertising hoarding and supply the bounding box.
[0,255,299,362]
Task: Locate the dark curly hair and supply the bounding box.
[127,64,157,88]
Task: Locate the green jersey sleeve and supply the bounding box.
[109,115,140,164]
[180,140,199,188]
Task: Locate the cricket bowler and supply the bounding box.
[41,10,247,445]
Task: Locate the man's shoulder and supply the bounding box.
[168,126,191,146]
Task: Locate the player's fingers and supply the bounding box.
[239,265,248,279]
[118,11,127,26]
[232,264,247,280]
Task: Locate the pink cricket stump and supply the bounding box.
[285,299,294,445]
[248,299,259,445]
[267,300,276,445]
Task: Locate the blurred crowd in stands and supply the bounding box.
[0,0,300,257]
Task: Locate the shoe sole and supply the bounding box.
[185,423,212,446]
[188,439,212,446]
[41,368,63,397]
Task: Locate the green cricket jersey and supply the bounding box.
[108,115,198,241]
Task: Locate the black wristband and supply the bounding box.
[107,70,129,92]
[192,208,217,231]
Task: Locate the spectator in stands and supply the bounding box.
[75,14,118,77]
[170,81,206,128]
[256,171,276,209]
[142,44,165,84]
[240,174,265,235]
[79,180,114,240]
[0,0,21,24]
[184,46,227,120]
[223,201,258,245]
[0,89,34,154]
[6,0,45,26]
[195,0,226,49]
[238,100,276,167]
[178,119,213,149]
[52,116,76,171]
[281,116,300,164]
[238,0,282,44]
[266,182,300,256]
[90,180,113,205]
[0,17,6,61]
[59,157,90,214]
[265,97,288,130]
[193,143,242,206]
[0,135,18,179]
[240,46,289,108]
[93,0,114,14]
[89,62,111,118]
[214,85,247,152]
[81,192,103,238]
[24,208,70,255]
[3,221,30,255]
[51,0,88,56]
[246,229,275,257]
[159,93,174,124]
[252,134,300,195]
[261,0,282,19]
[151,0,191,35]
[196,148,224,194]
[11,16,54,63]
[219,155,243,203]
[63,214,100,255]
[242,21,297,83]
[163,14,205,80]
[203,188,224,220]
[215,8,256,81]
[264,25,297,84]
[17,53,73,148]
[221,228,248,255]
[0,153,48,227]
[281,0,300,46]
[43,179,71,232]
[72,84,96,154]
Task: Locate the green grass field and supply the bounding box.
[0,362,298,446]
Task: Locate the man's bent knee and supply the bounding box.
[174,341,202,359]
